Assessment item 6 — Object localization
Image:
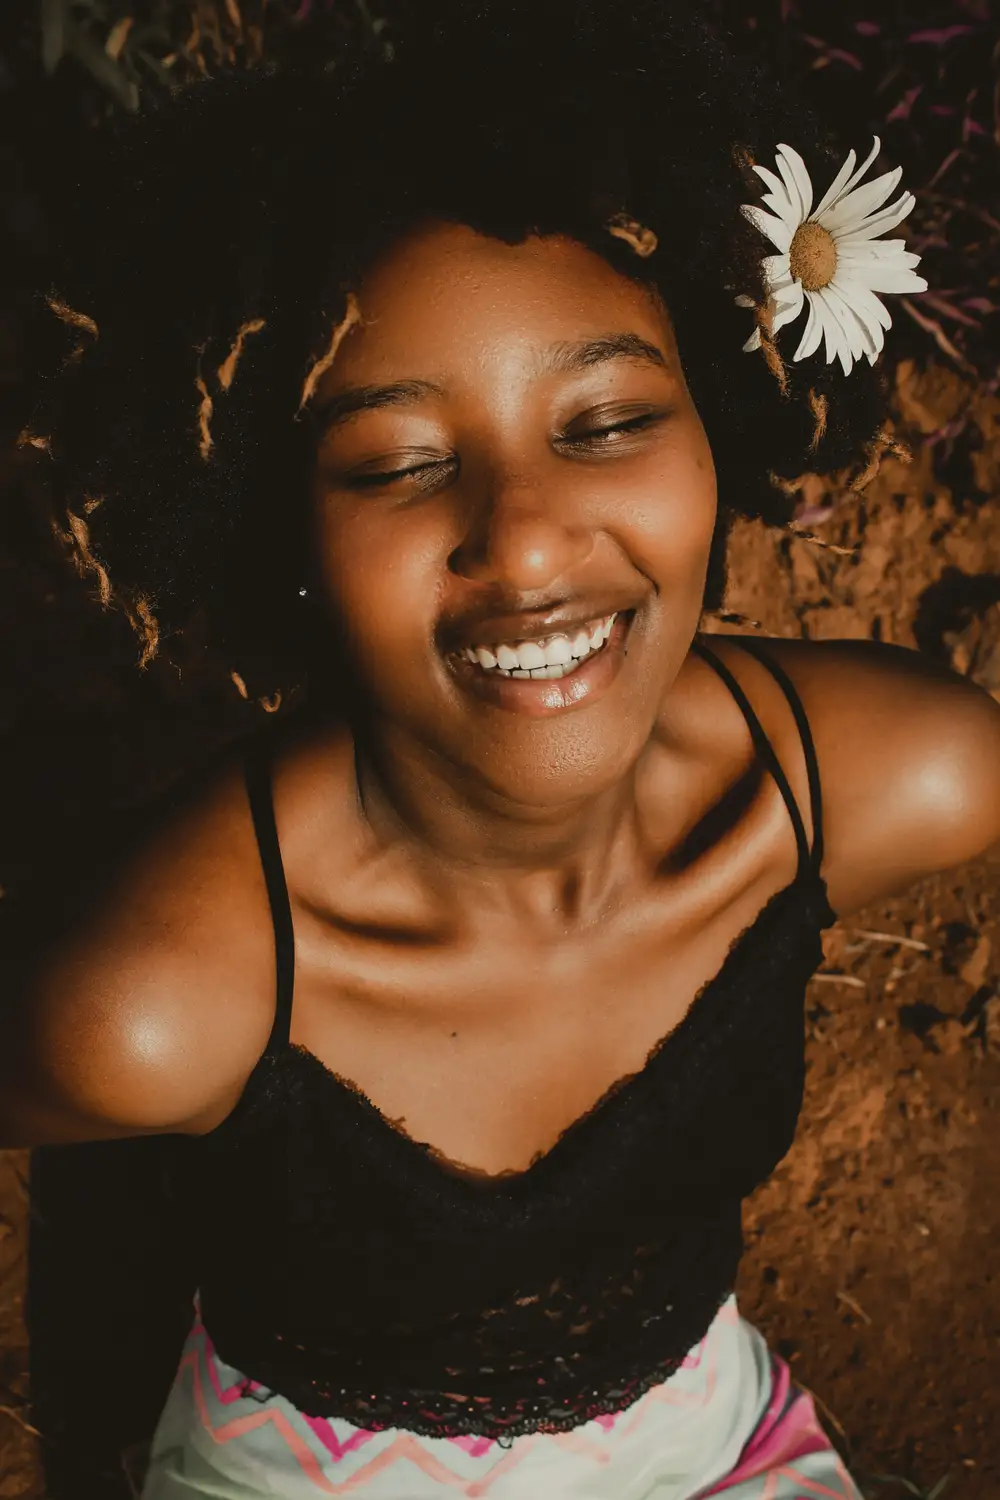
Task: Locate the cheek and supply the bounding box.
[623,425,717,586]
[312,501,442,669]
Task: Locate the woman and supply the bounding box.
[6,3,999,1496]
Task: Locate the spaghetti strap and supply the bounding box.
[245,742,296,1051]
[728,637,825,871]
[691,639,812,878]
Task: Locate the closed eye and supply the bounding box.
[344,456,458,490]
[556,408,671,452]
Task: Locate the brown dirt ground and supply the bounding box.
[1,358,999,1497]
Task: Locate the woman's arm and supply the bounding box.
[735,636,1000,916]
[0,764,276,1147]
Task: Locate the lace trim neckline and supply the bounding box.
[212,868,832,1198]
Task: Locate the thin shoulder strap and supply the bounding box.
[729,637,825,870]
[691,639,812,877]
[244,742,296,1050]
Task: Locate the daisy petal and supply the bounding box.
[855,264,928,295]
[743,327,763,353]
[832,277,891,340]
[810,148,857,223]
[771,280,805,334]
[835,242,920,267]
[776,143,814,222]
[819,166,903,234]
[821,290,857,375]
[817,290,847,369]
[763,252,792,284]
[743,204,793,253]
[825,283,878,364]
[820,288,863,375]
[734,294,756,309]
[753,165,799,227]
[792,293,824,362]
[833,192,916,242]
[812,137,881,220]
[762,256,794,298]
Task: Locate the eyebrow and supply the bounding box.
[313,333,670,433]
[542,333,670,376]
[312,378,445,431]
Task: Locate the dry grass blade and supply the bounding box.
[852,929,930,953]
[836,1290,873,1325]
[0,1403,42,1439]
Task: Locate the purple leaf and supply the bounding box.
[854,21,881,36]
[930,105,957,117]
[964,118,986,139]
[901,299,976,375]
[887,85,922,122]
[908,25,975,45]
[927,146,963,187]
[920,293,981,328]
[963,297,998,314]
[821,47,864,71]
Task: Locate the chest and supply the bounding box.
[286,865,798,1178]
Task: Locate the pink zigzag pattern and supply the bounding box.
[188,1333,546,1495]
[702,1359,854,1500]
[178,1301,842,1499]
[176,1346,341,1495]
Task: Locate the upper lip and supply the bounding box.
[439,601,636,653]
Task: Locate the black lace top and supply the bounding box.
[192,638,836,1440]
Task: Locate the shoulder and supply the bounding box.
[700,634,1000,915]
[2,752,279,1144]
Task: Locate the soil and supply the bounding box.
[1,358,999,1498]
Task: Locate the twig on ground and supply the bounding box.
[851,929,930,953]
[0,1403,41,1439]
[836,1290,873,1325]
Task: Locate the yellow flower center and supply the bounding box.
[789,221,838,292]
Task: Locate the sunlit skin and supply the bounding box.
[2,220,1000,1186]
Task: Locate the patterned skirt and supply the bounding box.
[142,1297,860,1499]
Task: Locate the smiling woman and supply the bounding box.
[7,2,1000,1498]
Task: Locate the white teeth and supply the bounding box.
[544,635,573,666]
[516,641,547,671]
[461,613,620,680]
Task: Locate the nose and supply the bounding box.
[450,472,593,592]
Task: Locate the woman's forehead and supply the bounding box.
[319,222,674,389]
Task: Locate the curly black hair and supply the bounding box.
[23,0,894,708]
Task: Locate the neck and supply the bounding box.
[352,724,644,923]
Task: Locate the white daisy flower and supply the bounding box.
[740,137,928,376]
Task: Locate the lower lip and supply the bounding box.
[447,615,633,717]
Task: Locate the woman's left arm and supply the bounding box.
[758,638,1000,918]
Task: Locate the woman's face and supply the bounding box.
[310,222,717,807]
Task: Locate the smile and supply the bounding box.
[456,614,618,680]
[446,611,634,716]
